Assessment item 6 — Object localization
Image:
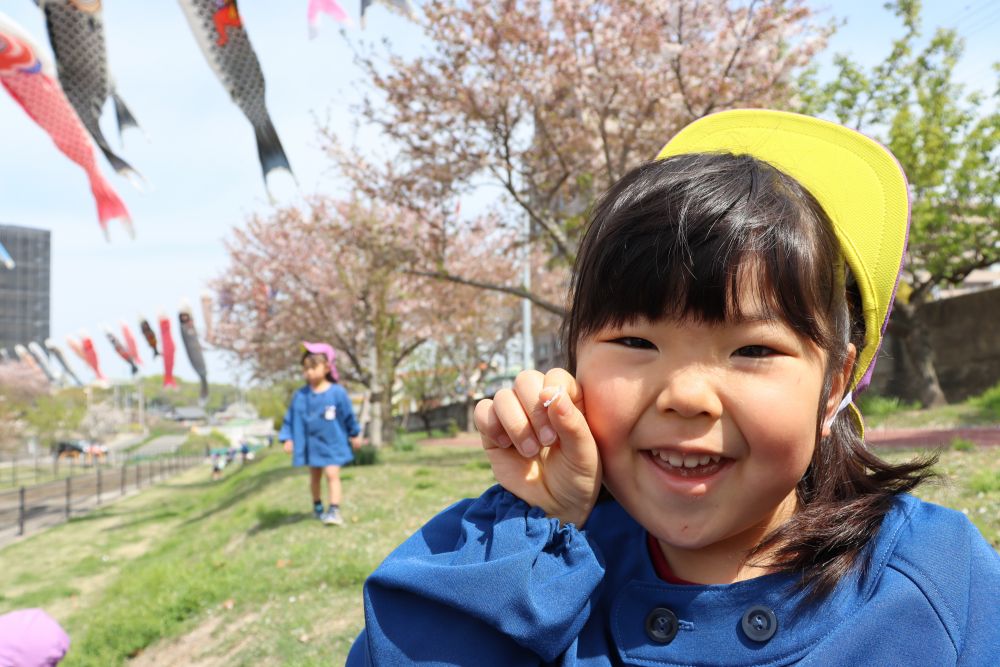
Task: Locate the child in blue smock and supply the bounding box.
[348,110,1000,665]
[279,341,361,526]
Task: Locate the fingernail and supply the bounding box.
[497,434,513,448]
[542,386,562,408]
[538,426,556,445]
[521,438,540,457]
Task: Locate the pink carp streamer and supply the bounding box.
[65,335,85,363]
[308,0,352,36]
[66,334,105,381]
[0,14,132,240]
[158,313,178,388]
[78,332,105,381]
[120,321,142,365]
[200,291,214,342]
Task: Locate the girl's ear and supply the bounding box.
[821,343,857,437]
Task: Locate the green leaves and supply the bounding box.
[811,0,999,302]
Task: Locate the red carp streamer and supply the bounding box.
[158,313,178,388]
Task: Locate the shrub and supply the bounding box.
[353,444,379,466]
[445,418,460,438]
[951,437,976,452]
[968,381,1000,421]
[856,394,918,419]
[968,470,1000,494]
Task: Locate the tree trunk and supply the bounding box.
[465,398,476,435]
[420,411,433,436]
[891,301,948,407]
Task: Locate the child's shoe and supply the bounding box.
[313,501,324,520]
[321,507,344,526]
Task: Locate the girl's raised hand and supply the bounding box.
[474,369,602,527]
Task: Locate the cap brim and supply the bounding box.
[656,109,910,396]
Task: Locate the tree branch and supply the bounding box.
[408,268,567,316]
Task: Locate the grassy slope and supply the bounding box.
[0,440,996,665]
[0,444,496,666]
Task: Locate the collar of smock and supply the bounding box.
[588,494,917,666]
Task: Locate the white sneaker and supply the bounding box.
[321,508,343,526]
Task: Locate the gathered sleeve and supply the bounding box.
[347,485,605,666]
[337,386,361,438]
[277,390,297,443]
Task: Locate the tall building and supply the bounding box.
[0,224,51,352]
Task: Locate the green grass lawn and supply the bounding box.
[0,439,996,666]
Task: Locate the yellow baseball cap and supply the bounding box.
[656,109,910,432]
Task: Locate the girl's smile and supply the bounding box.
[643,447,731,488]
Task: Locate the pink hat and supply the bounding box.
[0,608,70,666]
[301,341,339,382]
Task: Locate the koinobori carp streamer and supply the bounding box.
[158,312,177,388]
[178,301,209,402]
[0,12,132,240]
[37,0,143,184]
[176,0,293,195]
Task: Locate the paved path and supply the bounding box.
[866,426,1000,448]
[132,434,187,457]
[420,432,481,448]
[0,455,202,549]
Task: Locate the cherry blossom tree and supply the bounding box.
[329,0,831,314]
[211,195,522,443]
[0,361,50,454]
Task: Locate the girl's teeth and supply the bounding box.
[655,451,722,468]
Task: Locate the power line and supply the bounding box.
[950,0,999,31]
[962,5,1000,39]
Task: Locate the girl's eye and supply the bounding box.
[735,345,778,358]
[613,336,655,350]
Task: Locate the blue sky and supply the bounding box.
[0,0,996,387]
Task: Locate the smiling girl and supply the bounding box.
[348,110,1000,665]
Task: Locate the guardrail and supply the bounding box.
[0,454,203,541]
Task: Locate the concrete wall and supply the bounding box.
[869,286,1000,402]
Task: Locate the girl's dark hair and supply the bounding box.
[301,351,336,383]
[564,153,935,600]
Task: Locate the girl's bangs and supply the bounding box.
[566,154,843,364]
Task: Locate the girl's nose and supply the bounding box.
[654,367,723,420]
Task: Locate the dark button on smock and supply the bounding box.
[644,607,678,644]
[741,605,777,642]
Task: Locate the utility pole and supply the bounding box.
[369,325,383,447]
[137,380,146,434]
[521,214,534,371]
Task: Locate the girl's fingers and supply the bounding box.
[512,370,555,448]
[491,383,543,457]
[541,368,584,411]
[538,374,596,470]
[476,368,588,462]
[474,398,513,449]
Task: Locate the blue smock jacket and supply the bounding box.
[348,486,1000,665]
[278,384,359,467]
